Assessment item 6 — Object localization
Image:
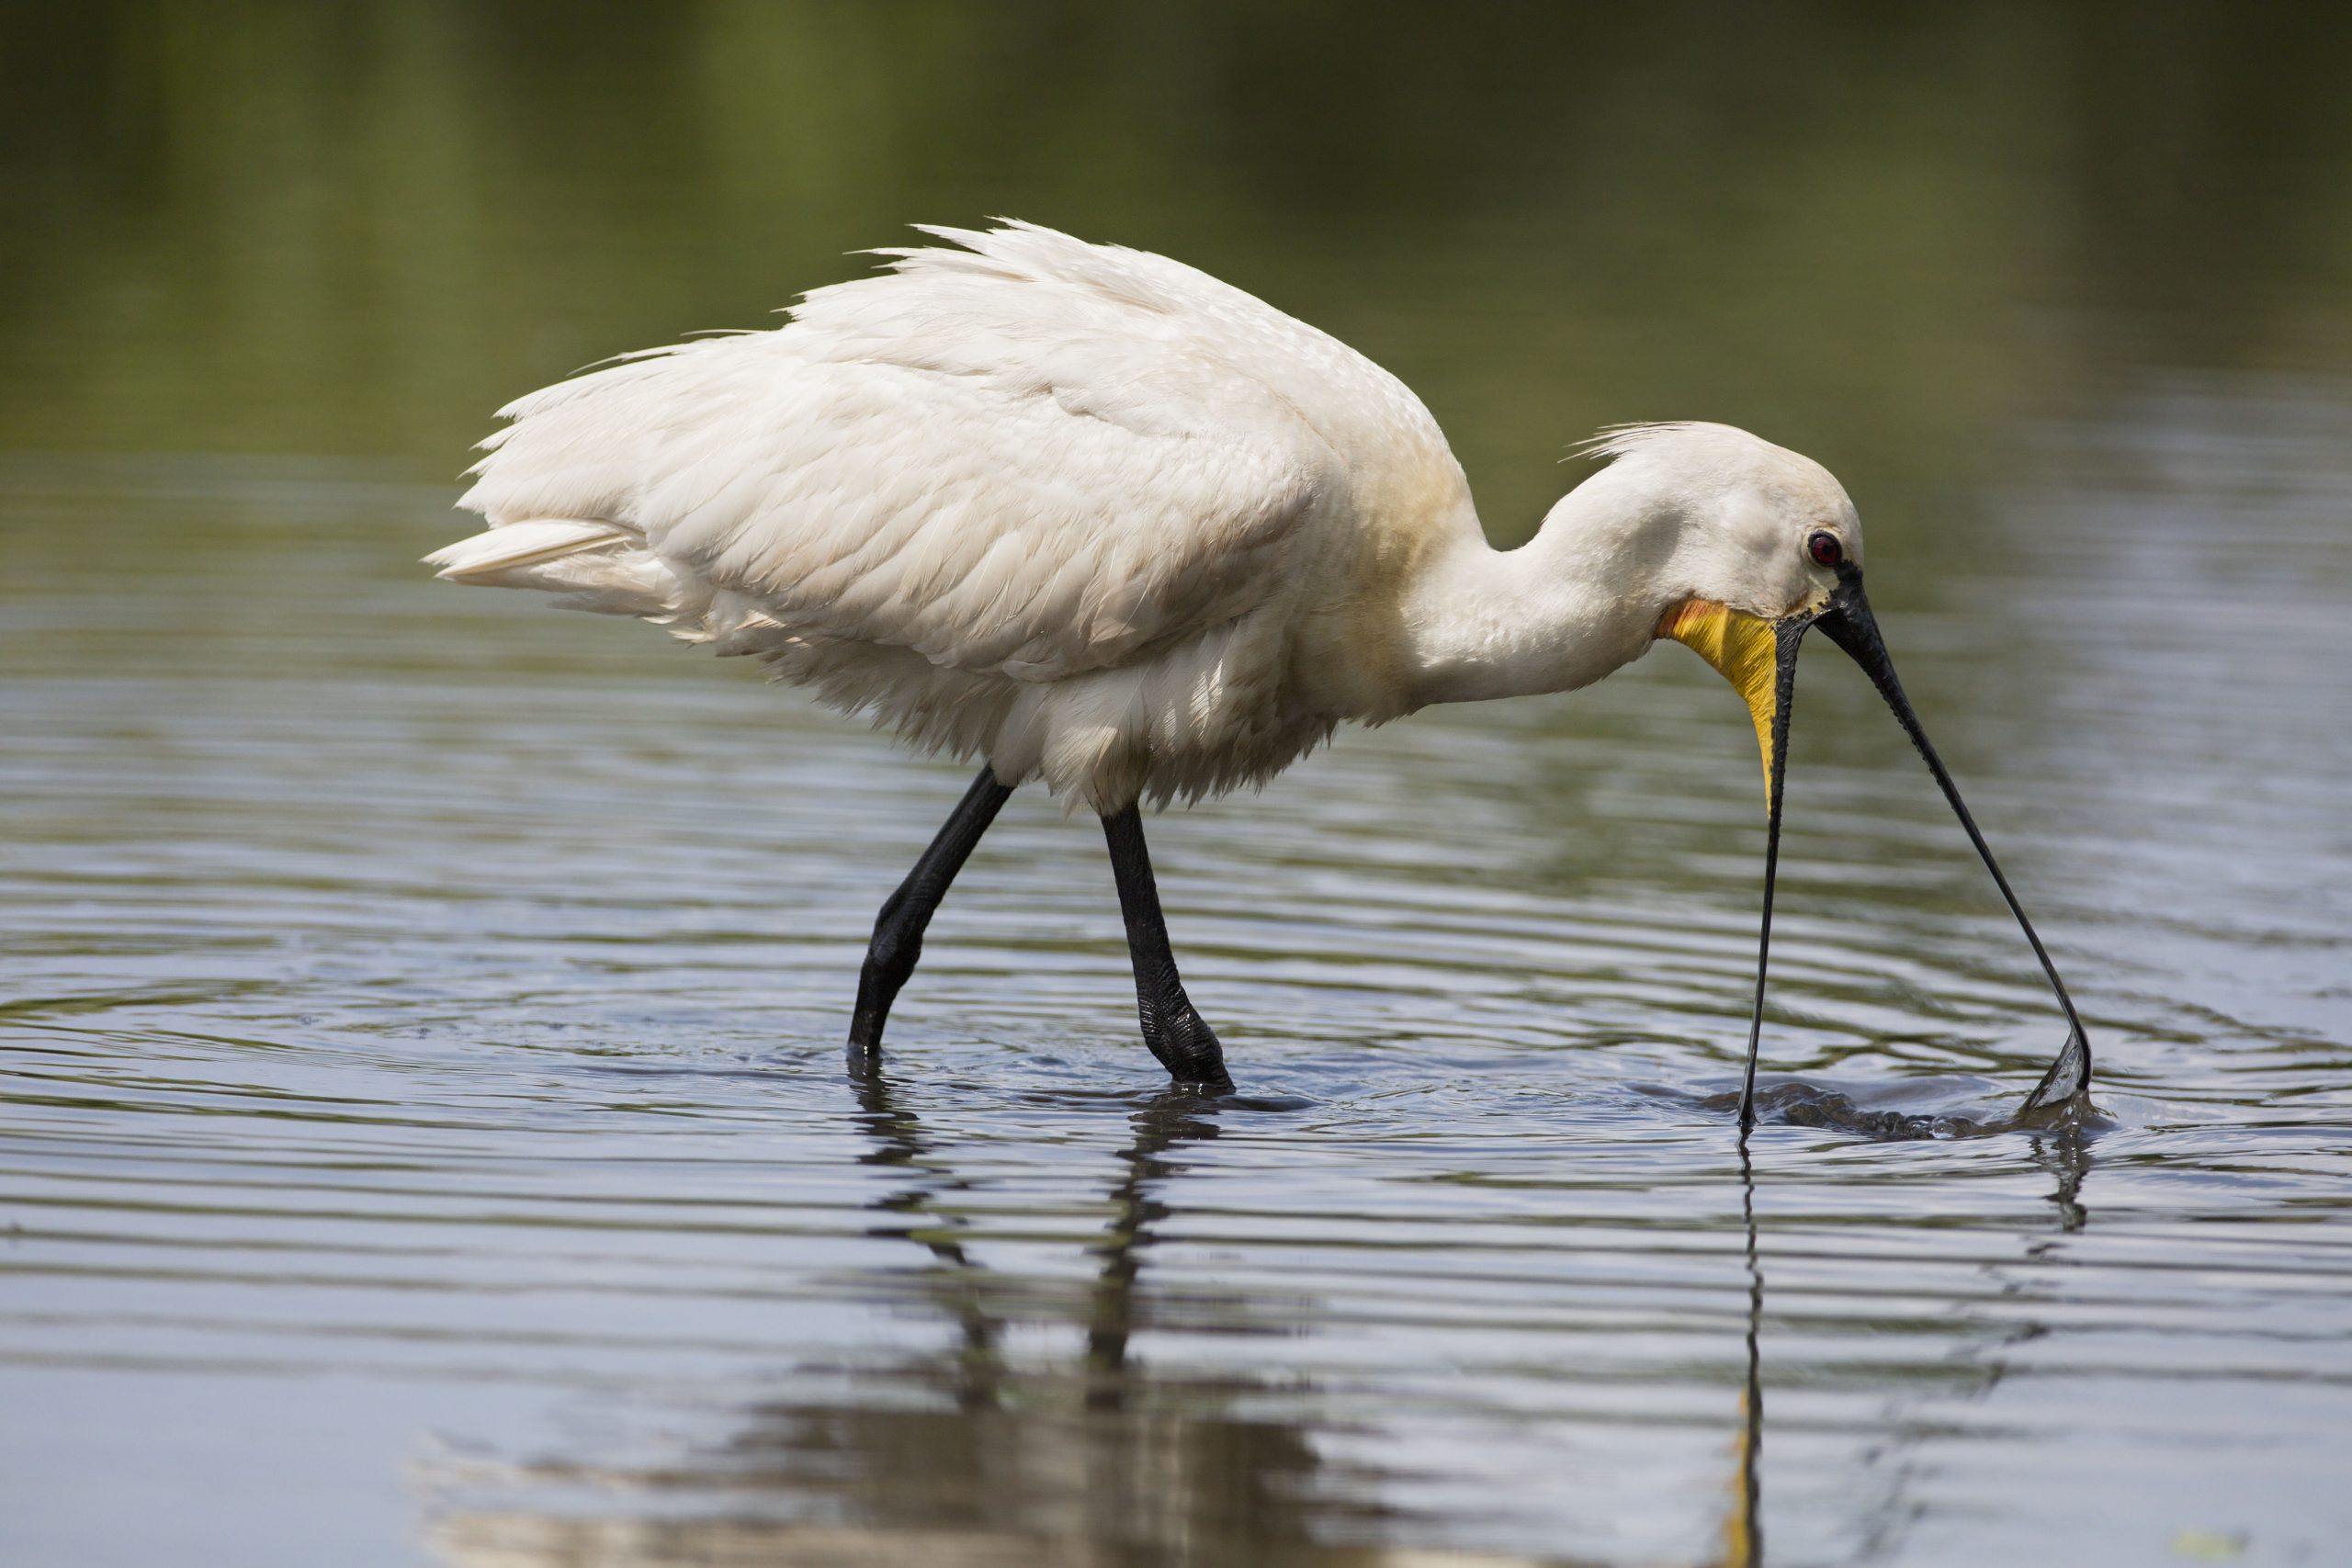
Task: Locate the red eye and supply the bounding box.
[1807,531,1844,568]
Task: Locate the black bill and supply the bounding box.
[1742,567,2092,1132]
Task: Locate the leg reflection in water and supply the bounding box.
[821,1073,1406,1555]
[848,1058,1004,1413]
[1081,1086,1216,1416]
[426,1066,1442,1567]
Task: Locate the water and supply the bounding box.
[6,8,2352,1566]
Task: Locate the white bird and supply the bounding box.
[429,220,2088,1123]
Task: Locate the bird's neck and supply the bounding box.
[1401,469,1671,707]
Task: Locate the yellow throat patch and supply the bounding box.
[1660,599,1782,803]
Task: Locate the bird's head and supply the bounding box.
[1589,423,2089,1121]
[1592,423,1863,789]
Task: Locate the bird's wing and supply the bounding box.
[448,223,1461,682]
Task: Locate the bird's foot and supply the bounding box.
[1143,1002,1232,1094]
[844,1037,884,1081]
[844,1001,886,1074]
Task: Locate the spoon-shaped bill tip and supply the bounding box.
[2016,1023,2091,1115]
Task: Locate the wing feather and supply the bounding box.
[454,225,1343,682]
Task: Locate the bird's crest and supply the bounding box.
[1568,422,1710,464]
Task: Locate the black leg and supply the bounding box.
[847,767,1014,1062]
[1102,806,1232,1091]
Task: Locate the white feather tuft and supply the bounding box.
[1569,422,1710,463]
[424,519,632,580]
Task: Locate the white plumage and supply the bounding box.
[430,220,1859,811]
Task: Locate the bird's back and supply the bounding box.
[428,222,1476,807]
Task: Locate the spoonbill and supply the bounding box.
[428,220,2089,1126]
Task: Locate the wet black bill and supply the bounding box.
[1744,571,2092,1134]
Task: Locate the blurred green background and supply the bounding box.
[8,0,2352,547]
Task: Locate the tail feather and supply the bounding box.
[424,518,632,581]
[424,517,694,623]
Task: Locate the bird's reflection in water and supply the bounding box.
[428,1067,1519,1568]
[785,1072,1396,1558]
[1722,1142,1766,1568]
[847,1061,1002,1413]
[1714,1121,2094,1568]
[2030,1127,2093,1238]
[1845,1126,2095,1565]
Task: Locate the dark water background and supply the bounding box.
[4,6,2350,1565]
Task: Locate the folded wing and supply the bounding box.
[434,222,1351,682]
